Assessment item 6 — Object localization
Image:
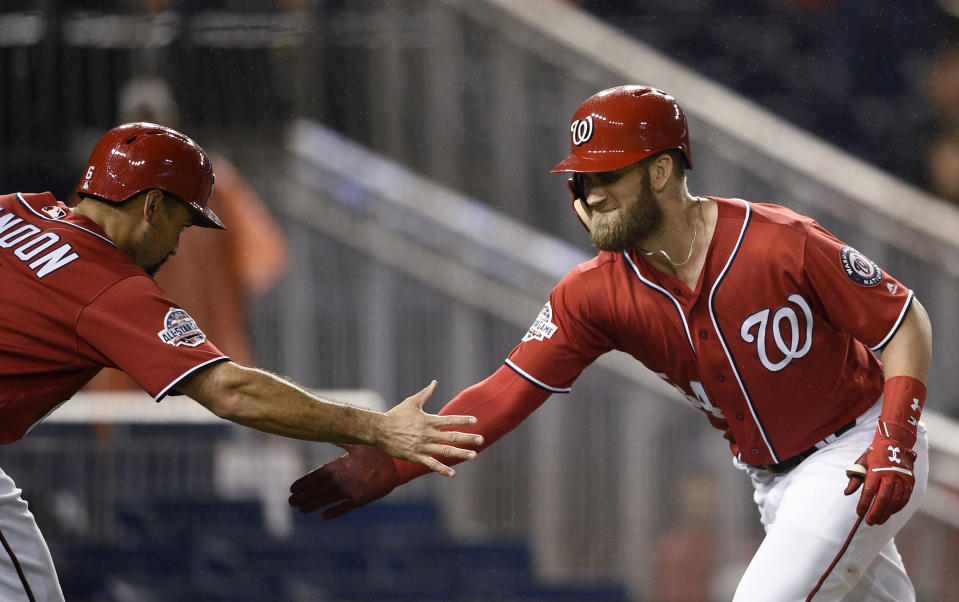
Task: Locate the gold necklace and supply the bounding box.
[643,197,703,267]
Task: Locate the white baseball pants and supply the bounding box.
[733,401,929,601]
[0,468,64,602]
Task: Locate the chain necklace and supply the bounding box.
[643,197,704,267]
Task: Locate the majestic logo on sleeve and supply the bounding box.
[840,246,883,287]
[157,308,207,347]
[522,302,559,342]
[740,293,813,372]
[570,116,594,146]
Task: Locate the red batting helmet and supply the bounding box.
[77,122,224,229]
[550,85,692,174]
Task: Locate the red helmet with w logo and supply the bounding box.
[550,85,693,174]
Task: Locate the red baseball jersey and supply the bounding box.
[506,197,913,465]
[0,192,228,444]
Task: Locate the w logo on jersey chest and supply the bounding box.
[739,293,814,372]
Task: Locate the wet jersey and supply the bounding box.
[505,197,913,465]
[0,192,228,444]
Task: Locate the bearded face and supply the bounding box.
[587,167,663,252]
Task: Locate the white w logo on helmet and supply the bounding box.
[570,116,594,146]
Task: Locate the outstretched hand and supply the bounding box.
[374,380,483,477]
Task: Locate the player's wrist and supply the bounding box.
[878,375,925,448]
[874,421,917,449]
[363,410,392,450]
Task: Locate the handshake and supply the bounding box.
[289,381,484,519]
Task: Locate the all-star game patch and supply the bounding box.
[522,301,559,343]
[157,307,207,347]
[840,246,883,287]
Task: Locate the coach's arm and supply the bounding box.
[178,360,482,477]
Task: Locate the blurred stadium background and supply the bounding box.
[2,0,959,600]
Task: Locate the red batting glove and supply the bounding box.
[288,444,401,519]
[843,429,917,526]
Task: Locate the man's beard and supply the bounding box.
[588,173,662,252]
[145,256,169,277]
[135,226,171,277]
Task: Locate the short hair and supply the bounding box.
[663,149,690,174]
[77,189,183,216]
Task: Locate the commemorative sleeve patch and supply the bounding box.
[839,246,883,287]
[522,301,559,342]
[157,307,207,347]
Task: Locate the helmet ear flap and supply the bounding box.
[571,173,585,201]
[566,176,591,233]
[571,197,591,233]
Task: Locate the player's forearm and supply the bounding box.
[394,365,551,482]
[186,361,385,445]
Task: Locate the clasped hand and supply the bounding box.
[289,381,483,519]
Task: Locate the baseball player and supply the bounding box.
[0,122,483,601]
[289,86,932,601]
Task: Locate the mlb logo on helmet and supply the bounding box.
[81,165,95,191]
